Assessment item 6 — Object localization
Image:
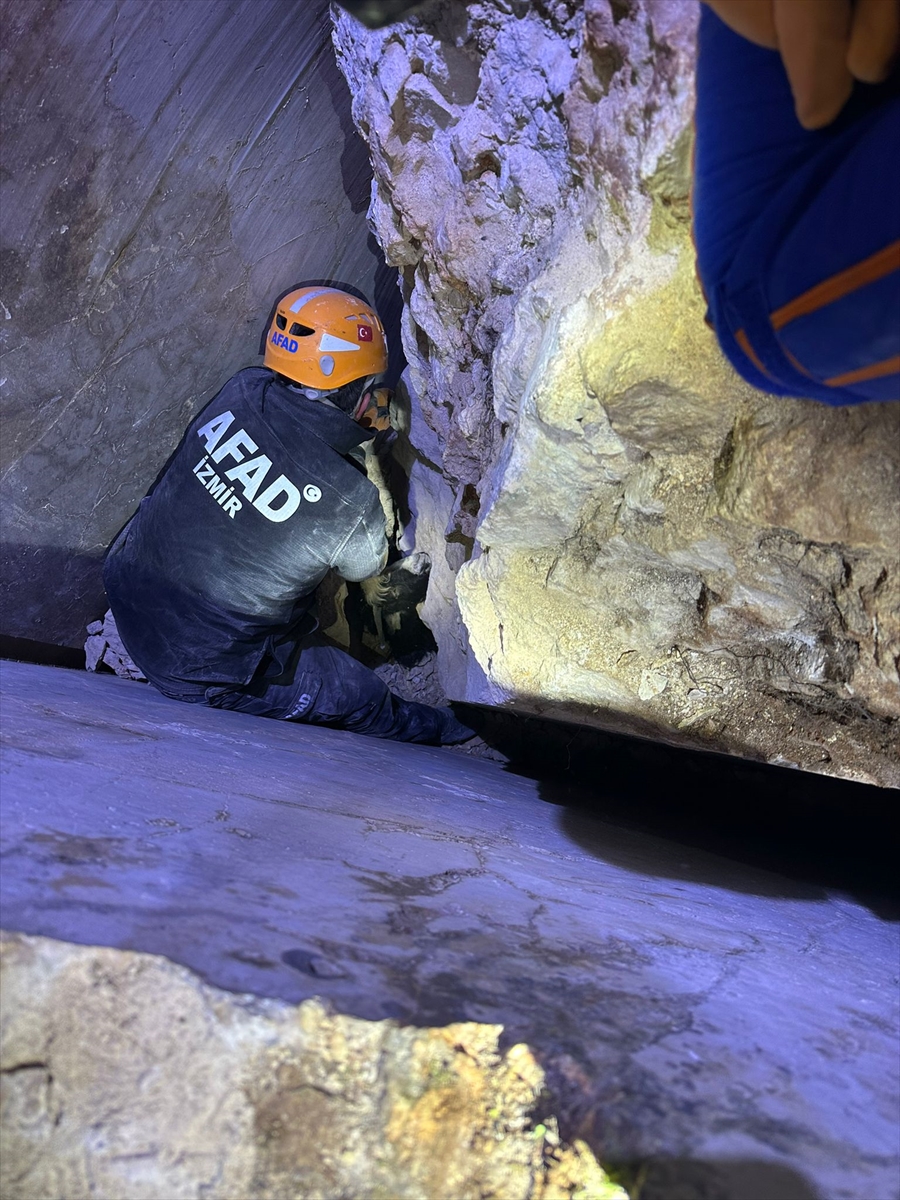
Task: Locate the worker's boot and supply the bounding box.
[390,698,475,745]
[435,705,477,745]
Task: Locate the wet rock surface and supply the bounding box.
[332,0,900,784]
[1,661,898,1199]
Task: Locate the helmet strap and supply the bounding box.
[284,376,378,420]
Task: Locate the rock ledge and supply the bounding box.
[0,931,626,1200]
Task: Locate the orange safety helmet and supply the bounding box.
[263,286,387,389]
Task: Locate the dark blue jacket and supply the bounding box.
[104,367,387,698]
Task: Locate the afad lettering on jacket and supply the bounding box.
[192,410,317,522]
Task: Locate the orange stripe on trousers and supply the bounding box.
[825,354,900,388]
[770,240,900,331]
[735,327,772,378]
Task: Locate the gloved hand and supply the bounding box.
[363,552,431,609]
[357,388,392,432]
[358,387,396,454]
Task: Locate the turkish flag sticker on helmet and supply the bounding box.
[358,325,373,341]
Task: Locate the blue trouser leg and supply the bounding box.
[693,6,900,404]
[207,640,472,744]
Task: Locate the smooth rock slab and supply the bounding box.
[1,661,899,1200]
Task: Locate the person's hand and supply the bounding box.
[702,0,900,128]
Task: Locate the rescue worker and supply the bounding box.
[102,285,474,745]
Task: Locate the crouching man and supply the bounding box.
[103,285,473,746]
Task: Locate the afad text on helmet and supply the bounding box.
[192,411,322,523]
[270,331,300,354]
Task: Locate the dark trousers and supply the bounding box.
[204,635,468,745]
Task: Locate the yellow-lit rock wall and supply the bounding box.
[459,239,899,781]
[333,0,899,784]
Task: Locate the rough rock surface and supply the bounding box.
[332,0,900,785]
[84,609,145,680]
[0,0,398,648]
[0,931,624,1200]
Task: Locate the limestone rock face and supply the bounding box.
[0,932,624,1200]
[332,0,900,784]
